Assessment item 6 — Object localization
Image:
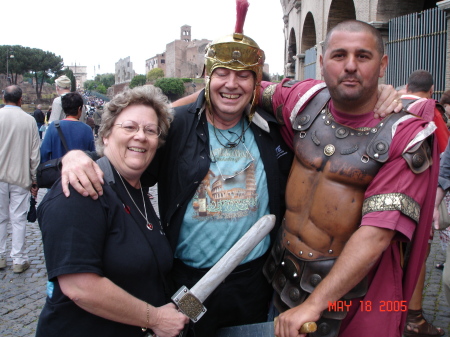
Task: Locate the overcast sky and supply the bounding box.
[5,0,285,79]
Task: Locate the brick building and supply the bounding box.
[146,53,166,76]
[145,25,211,79]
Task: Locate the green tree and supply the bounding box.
[84,80,97,91]
[63,67,76,92]
[95,83,107,94]
[154,78,185,101]
[129,74,147,89]
[28,48,64,99]
[147,68,164,82]
[0,45,31,85]
[94,73,115,89]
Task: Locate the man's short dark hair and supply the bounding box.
[323,20,384,56]
[3,85,22,104]
[407,70,434,93]
[61,92,84,116]
[440,90,450,105]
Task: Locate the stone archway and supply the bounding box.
[301,12,317,79]
[327,0,356,32]
[302,12,316,52]
[287,28,297,78]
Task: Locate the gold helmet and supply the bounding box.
[204,1,265,119]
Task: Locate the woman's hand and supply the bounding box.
[59,273,188,336]
[150,303,189,337]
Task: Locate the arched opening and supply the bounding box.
[286,28,297,78]
[301,12,317,79]
[327,0,356,32]
[302,12,316,52]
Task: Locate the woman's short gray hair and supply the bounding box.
[96,85,173,156]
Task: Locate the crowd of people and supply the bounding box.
[1,4,450,337]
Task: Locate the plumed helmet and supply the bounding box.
[204,0,265,119]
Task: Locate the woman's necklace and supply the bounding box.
[115,169,154,231]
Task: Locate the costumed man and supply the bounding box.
[260,20,439,337]
[400,69,448,337]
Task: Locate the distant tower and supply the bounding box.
[180,25,191,42]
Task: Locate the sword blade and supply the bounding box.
[191,214,275,303]
[172,214,276,321]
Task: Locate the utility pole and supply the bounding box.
[6,48,14,85]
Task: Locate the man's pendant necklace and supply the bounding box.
[211,113,248,148]
[115,169,154,231]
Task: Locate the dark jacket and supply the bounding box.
[142,90,294,251]
[33,109,45,124]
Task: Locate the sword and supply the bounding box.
[171,214,276,322]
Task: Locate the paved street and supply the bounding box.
[1,186,449,336]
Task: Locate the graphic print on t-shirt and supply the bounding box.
[176,121,270,268]
[192,145,257,220]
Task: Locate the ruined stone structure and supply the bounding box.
[115,56,135,84]
[146,25,211,79]
[281,0,445,84]
[67,65,87,89]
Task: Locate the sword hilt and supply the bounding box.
[171,285,207,322]
[274,316,317,334]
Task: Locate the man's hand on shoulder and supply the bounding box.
[61,150,104,199]
[374,84,403,119]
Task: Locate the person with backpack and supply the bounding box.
[40,92,95,162]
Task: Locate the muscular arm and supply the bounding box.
[171,91,201,107]
[59,273,188,337]
[275,225,395,337]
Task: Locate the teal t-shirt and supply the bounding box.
[175,120,271,268]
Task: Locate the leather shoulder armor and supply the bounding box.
[366,110,409,163]
[402,138,433,174]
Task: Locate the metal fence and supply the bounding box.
[304,46,317,80]
[386,7,447,101]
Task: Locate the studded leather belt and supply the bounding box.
[282,228,341,261]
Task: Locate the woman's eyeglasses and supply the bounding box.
[115,120,161,138]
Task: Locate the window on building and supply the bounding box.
[161,59,165,64]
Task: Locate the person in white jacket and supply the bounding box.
[0,85,40,273]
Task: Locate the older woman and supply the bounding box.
[36,86,188,337]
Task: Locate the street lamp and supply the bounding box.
[6,48,14,84]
